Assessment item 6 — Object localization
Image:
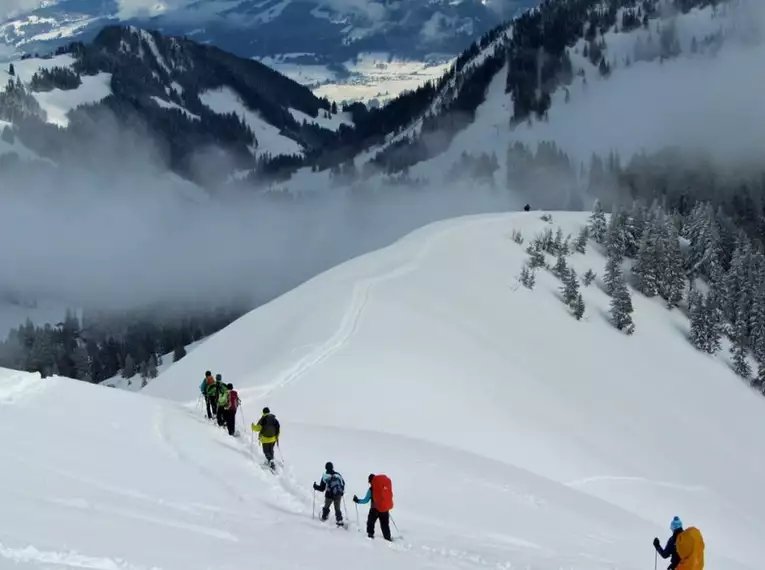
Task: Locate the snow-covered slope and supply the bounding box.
[138,211,765,569]
[4,212,765,569]
[347,1,765,190]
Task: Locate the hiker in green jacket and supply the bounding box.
[215,375,229,427]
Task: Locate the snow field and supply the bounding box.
[149,211,765,569]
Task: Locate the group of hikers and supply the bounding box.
[199,371,241,436]
[199,371,395,541]
[200,371,706,554]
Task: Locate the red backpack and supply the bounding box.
[371,474,394,513]
[228,390,239,410]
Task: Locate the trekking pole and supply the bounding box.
[390,514,401,538]
[196,394,202,411]
[277,441,285,465]
[342,496,349,526]
[654,550,657,570]
[355,503,360,531]
[312,490,316,520]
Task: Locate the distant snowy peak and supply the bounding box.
[0,0,538,67]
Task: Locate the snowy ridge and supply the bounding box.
[3,212,765,569]
[148,211,764,569]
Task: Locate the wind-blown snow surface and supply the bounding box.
[5,212,765,569]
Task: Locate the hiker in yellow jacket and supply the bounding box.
[251,407,280,469]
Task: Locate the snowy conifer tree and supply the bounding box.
[573,293,585,320]
[520,264,536,289]
[659,224,685,309]
[754,360,765,393]
[689,292,722,354]
[553,228,564,254]
[731,291,752,379]
[610,269,635,334]
[583,269,596,287]
[574,226,588,254]
[632,227,659,297]
[561,267,579,306]
[526,245,545,269]
[589,200,607,243]
[603,254,622,296]
[605,211,626,262]
[553,252,568,278]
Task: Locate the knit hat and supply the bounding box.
[325,461,333,472]
[670,516,683,531]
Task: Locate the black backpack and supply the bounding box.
[260,414,278,438]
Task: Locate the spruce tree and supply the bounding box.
[754,360,765,393]
[603,254,621,296]
[520,264,536,289]
[553,228,564,254]
[526,245,545,269]
[575,226,588,253]
[605,212,626,262]
[562,268,579,306]
[660,224,685,309]
[553,252,568,278]
[589,200,607,243]
[583,269,596,287]
[633,227,659,297]
[731,291,752,379]
[610,270,635,334]
[573,293,585,320]
[689,292,722,354]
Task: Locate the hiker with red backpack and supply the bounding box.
[223,383,240,436]
[353,473,393,541]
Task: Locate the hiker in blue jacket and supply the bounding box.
[653,516,683,570]
[313,461,345,526]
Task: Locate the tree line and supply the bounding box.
[0,306,242,385]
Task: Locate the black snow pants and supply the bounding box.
[225,408,237,436]
[322,495,343,522]
[262,442,276,464]
[205,394,217,419]
[367,508,391,541]
[216,405,226,427]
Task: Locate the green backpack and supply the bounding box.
[217,385,229,407]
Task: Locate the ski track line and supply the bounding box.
[249,219,489,401]
[0,542,166,570]
[564,475,707,492]
[152,403,248,504]
[49,497,238,542]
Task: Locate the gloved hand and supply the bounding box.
[352,495,359,503]
[653,537,661,549]
[313,483,320,491]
